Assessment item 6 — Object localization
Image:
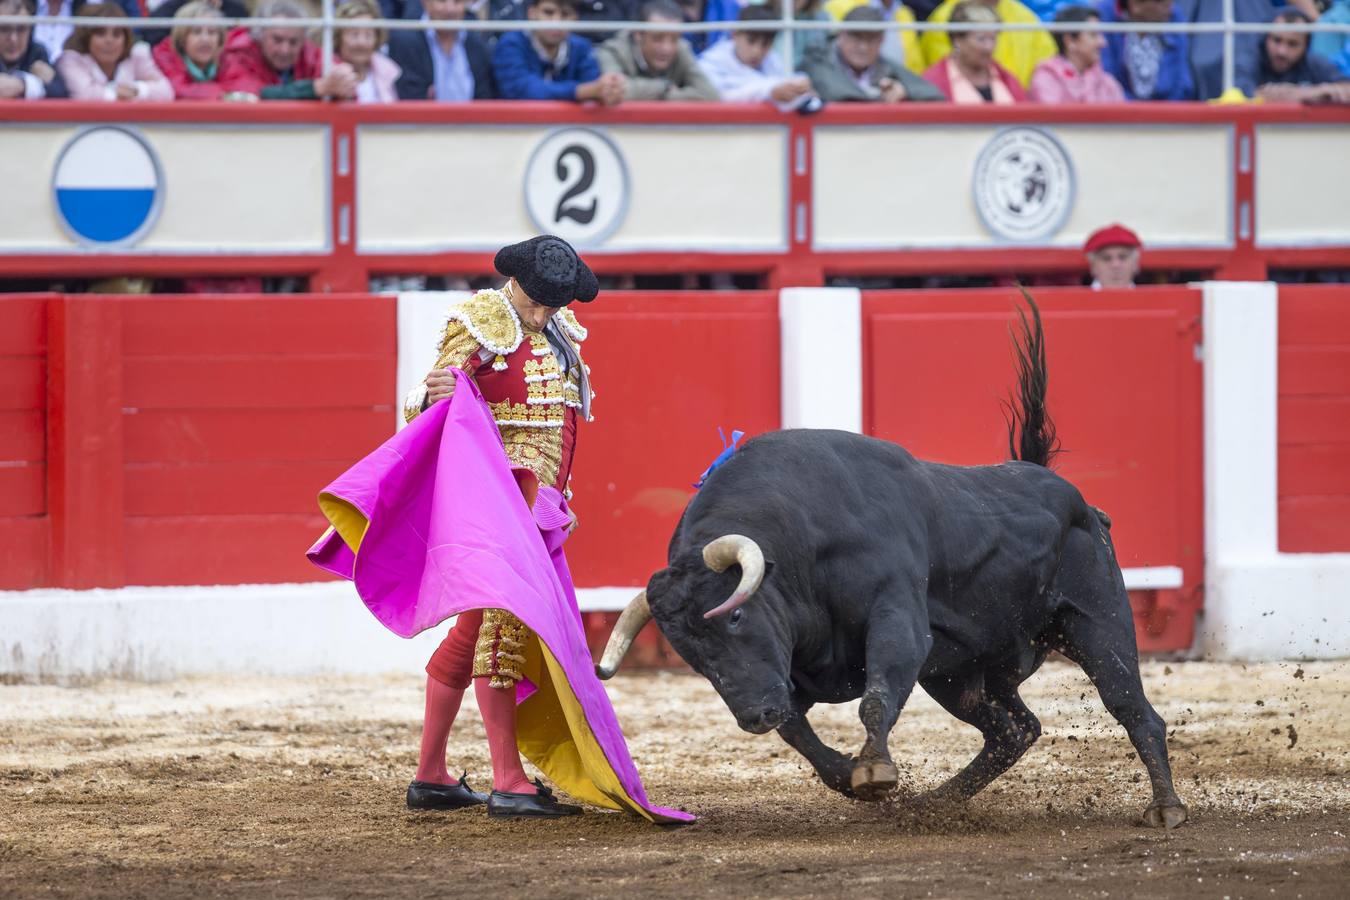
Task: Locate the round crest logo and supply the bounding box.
[972,127,1074,243]
[523,127,629,248]
[52,125,164,248]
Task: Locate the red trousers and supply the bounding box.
[425,608,484,690]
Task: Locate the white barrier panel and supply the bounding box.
[780,287,862,433]
[812,124,1232,250]
[0,584,642,681]
[356,124,788,253]
[1255,124,1350,247]
[1199,282,1350,661]
[1,124,330,253]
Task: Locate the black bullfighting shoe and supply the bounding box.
[486,787,583,819]
[405,773,488,810]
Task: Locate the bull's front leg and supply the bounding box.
[852,604,931,801]
[776,707,857,798]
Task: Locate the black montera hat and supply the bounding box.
[494,235,600,309]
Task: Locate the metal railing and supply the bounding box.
[3,8,1349,98]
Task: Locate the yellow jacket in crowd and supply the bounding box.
[921,0,1057,86]
[824,0,927,75]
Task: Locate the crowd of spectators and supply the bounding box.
[2,0,1347,104]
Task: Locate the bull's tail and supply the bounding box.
[1004,288,1061,469]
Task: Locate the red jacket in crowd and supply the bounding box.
[152,37,226,101]
[217,26,326,96]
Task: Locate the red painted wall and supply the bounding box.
[1279,286,1350,553]
[0,296,49,588]
[0,292,780,595]
[861,288,1205,651]
[564,292,781,585]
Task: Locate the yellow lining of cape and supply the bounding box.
[319,493,370,553]
[316,494,649,819]
[515,635,650,819]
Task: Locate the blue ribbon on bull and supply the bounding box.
[693,427,745,490]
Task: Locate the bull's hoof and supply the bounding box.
[1142,802,1189,830]
[850,760,898,802]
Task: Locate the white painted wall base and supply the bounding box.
[1199,282,1350,661]
[0,584,642,682]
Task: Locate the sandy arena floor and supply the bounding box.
[1,660,1347,899]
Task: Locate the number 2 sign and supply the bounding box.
[524,127,629,248]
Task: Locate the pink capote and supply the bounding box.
[306,374,692,824]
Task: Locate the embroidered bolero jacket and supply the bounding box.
[403,289,593,495]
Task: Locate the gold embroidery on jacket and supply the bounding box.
[473,608,530,688]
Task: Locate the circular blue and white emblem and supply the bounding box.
[52,126,163,247]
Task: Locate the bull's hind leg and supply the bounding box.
[1052,529,1188,829]
[918,668,1043,804]
[851,603,931,801]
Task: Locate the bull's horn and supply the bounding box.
[702,534,766,619]
[595,590,652,680]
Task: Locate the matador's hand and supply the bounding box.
[567,509,578,533]
[425,368,458,404]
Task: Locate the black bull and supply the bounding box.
[598,298,1188,829]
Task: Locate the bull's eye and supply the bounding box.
[729,609,744,627]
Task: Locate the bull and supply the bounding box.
[597,296,1188,829]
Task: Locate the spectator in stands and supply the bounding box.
[388,0,496,100]
[923,1,1028,101]
[218,0,358,100]
[922,0,1055,86]
[334,0,402,102]
[1097,0,1194,100]
[699,5,819,106]
[152,1,227,100]
[1029,5,1125,102]
[32,0,140,63]
[57,4,174,100]
[778,0,834,70]
[1311,0,1350,78]
[1084,223,1141,288]
[0,0,69,98]
[142,0,250,48]
[801,7,943,101]
[492,0,626,102]
[824,0,925,73]
[1174,0,1319,100]
[677,0,740,55]
[596,0,719,99]
[1255,9,1350,102]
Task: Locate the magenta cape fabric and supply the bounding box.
[306,376,692,824]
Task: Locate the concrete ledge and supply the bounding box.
[1199,555,1350,660]
[0,583,634,681]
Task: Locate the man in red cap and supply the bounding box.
[1083,223,1142,289]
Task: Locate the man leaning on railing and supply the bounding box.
[217,0,358,100]
[596,0,718,99]
[1256,7,1350,103]
[491,0,626,102]
[0,0,67,98]
[799,6,943,102]
[387,0,497,99]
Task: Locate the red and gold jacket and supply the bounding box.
[403,288,594,687]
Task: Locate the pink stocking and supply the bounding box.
[475,676,535,794]
[414,676,465,785]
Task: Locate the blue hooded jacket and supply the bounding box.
[1096,0,1196,100]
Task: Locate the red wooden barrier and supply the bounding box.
[1279,286,1350,553]
[861,287,1204,652]
[0,296,49,588]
